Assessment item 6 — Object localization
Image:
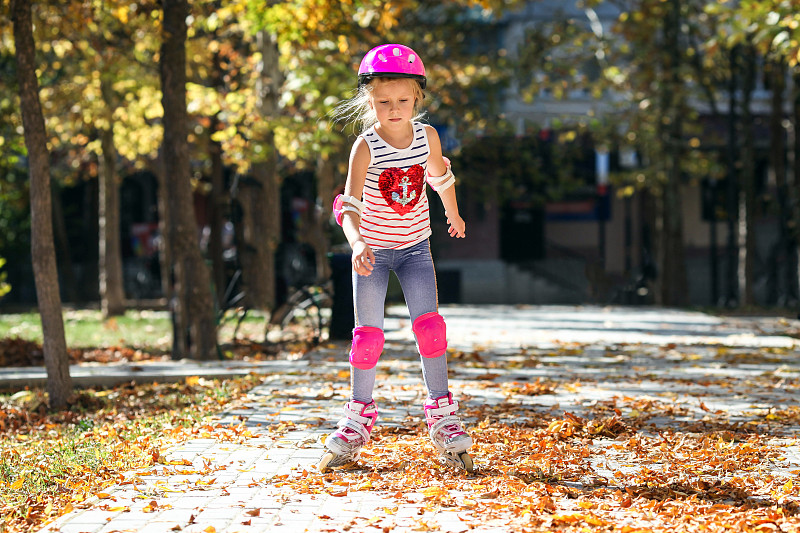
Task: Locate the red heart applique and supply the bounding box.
[378,164,425,215]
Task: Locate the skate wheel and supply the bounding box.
[317,451,336,473]
[459,452,474,473]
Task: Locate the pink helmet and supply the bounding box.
[357,44,426,89]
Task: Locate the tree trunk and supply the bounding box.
[238,30,283,311]
[246,160,279,311]
[12,0,72,408]
[310,152,338,281]
[50,181,79,302]
[740,44,756,306]
[161,0,217,360]
[657,0,688,306]
[768,60,797,306]
[725,46,740,307]
[150,154,172,303]
[793,72,800,306]
[209,115,227,306]
[82,176,100,301]
[98,83,126,317]
[207,49,228,307]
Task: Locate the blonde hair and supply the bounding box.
[332,77,426,133]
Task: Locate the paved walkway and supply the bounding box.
[28,305,800,533]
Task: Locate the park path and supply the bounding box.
[35,305,800,533]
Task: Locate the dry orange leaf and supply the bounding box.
[552,513,584,523]
[422,486,448,499]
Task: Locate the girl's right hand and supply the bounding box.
[352,240,375,276]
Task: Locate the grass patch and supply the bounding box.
[0,309,173,349]
[0,374,264,533]
[0,308,272,351]
[0,308,287,367]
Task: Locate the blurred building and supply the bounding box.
[430,0,784,307]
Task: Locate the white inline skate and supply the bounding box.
[317,400,378,472]
[424,393,474,473]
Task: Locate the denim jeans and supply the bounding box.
[353,240,438,327]
[350,239,449,403]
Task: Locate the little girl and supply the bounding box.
[318,44,473,473]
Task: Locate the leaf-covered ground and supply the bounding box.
[3,305,800,532]
[251,337,800,533]
[0,375,267,533]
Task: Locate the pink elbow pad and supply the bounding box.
[332,194,365,226]
[413,312,447,358]
[427,156,451,178]
[350,326,385,370]
[332,194,345,226]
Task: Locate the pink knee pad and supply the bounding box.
[349,326,385,370]
[413,312,447,358]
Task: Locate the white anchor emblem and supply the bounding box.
[392,176,416,206]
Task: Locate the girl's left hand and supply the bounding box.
[447,213,466,238]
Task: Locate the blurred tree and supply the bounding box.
[86,1,162,315]
[766,58,797,305]
[2,1,164,310]
[11,0,72,407]
[161,0,217,360]
[0,56,31,299]
[702,0,800,306]
[180,1,252,307]
[0,258,10,299]
[3,0,523,317]
[244,0,520,285]
[515,0,691,305]
[245,28,282,310]
[658,0,689,307]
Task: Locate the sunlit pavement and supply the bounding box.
[33,305,800,533]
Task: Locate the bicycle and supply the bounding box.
[215,267,249,340]
[267,280,333,346]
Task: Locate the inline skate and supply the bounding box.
[424,393,474,473]
[318,400,378,472]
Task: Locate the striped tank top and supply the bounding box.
[359,122,432,249]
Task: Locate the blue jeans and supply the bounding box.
[353,240,438,327]
[350,239,449,403]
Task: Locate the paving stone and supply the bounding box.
[25,305,800,532]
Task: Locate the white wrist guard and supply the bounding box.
[427,166,456,193]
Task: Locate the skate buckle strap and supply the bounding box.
[343,404,374,424]
[337,418,371,443]
[429,415,465,440]
[337,403,376,443]
[426,400,458,417]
